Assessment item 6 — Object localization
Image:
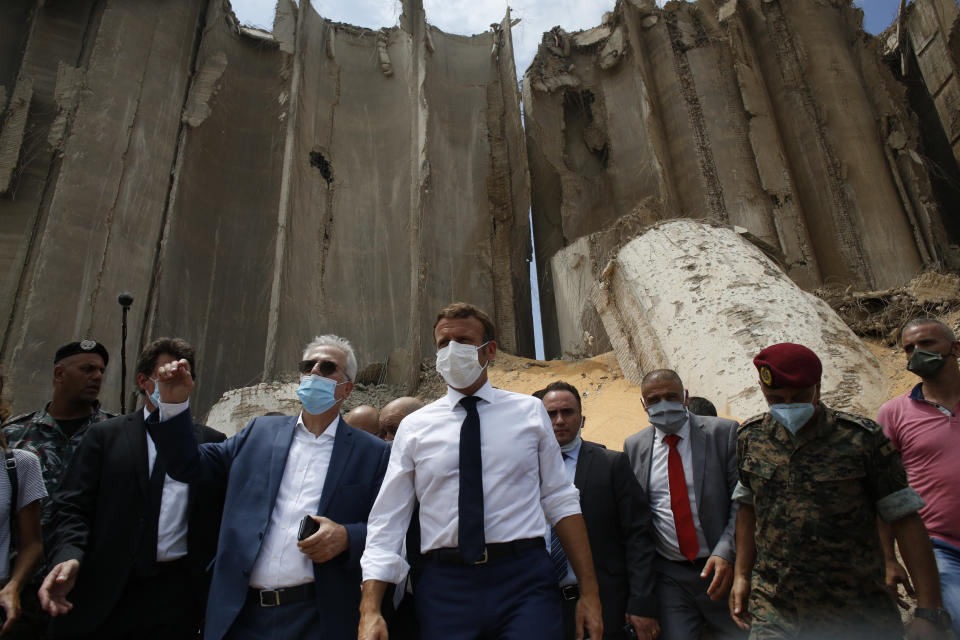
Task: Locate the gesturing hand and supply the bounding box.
[156,358,194,404]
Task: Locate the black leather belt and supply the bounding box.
[248,582,317,607]
[560,584,580,601]
[424,537,545,565]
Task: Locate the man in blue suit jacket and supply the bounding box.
[147,334,390,640]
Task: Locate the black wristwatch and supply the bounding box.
[914,607,952,630]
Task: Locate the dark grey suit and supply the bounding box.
[623,414,745,640]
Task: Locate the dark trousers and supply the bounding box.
[654,556,745,640]
[560,588,630,640]
[224,596,319,640]
[56,561,201,639]
[416,547,563,640]
[3,579,47,640]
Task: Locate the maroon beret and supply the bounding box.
[753,343,821,389]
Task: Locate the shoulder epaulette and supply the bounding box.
[832,409,882,433]
[737,413,766,433]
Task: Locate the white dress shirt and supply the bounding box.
[648,419,710,561]
[249,414,338,588]
[361,381,581,584]
[143,407,189,562]
[545,439,580,587]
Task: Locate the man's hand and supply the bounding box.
[906,616,948,640]
[156,358,194,404]
[0,581,21,634]
[702,555,733,600]
[574,591,603,640]
[728,573,751,631]
[885,558,915,609]
[297,516,348,563]
[37,560,79,617]
[358,611,389,640]
[627,614,660,640]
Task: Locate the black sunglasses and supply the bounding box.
[298,359,341,376]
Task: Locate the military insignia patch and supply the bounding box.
[759,364,773,387]
[79,340,97,351]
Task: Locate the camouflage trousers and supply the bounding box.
[748,582,904,640]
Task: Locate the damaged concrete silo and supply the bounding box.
[0,0,533,416]
[525,0,960,359]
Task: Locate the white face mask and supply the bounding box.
[436,340,490,389]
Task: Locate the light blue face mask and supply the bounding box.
[297,375,345,415]
[148,377,161,409]
[769,403,816,434]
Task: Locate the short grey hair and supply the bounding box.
[302,334,358,381]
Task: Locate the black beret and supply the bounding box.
[54,340,109,366]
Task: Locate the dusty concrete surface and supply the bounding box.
[590,220,889,419]
[525,0,960,358]
[0,0,533,417]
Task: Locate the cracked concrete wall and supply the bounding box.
[526,0,959,359]
[902,0,960,167]
[0,0,532,417]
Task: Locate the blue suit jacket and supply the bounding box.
[147,409,391,640]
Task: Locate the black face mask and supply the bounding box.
[907,349,948,379]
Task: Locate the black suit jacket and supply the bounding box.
[47,410,226,636]
[576,440,658,631]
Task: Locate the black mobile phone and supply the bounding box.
[297,515,320,541]
[623,623,638,639]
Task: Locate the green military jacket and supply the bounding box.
[3,403,114,529]
[736,404,922,636]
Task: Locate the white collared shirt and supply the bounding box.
[361,381,581,584]
[648,419,710,561]
[249,414,338,589]
[143,407,189,562]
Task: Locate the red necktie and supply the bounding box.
[664,434,699,562]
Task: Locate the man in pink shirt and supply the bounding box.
[878,317,960,635]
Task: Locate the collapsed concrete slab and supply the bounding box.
[591,219,889,419]
[525,0,960,358]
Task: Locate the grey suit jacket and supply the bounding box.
[622,413,739,562]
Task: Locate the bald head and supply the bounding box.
[379,396,425,442]
[345,405,380,436]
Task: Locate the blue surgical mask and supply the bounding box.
[769,403,815,434]
[148,377,161,408]
[297,375,345,415]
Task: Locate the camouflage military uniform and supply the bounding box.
[2,403,114,531]
[736,404,924,640]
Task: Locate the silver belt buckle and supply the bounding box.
[259,589,280,607]
[473,548,489,565]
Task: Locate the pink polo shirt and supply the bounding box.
[878,384,960,549]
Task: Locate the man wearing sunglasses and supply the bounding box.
[135,334,391,640]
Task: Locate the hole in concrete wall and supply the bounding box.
[562,90,609,177]
[309,150,333,184]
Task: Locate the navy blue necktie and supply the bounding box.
[458,396,485,563]
[550,452,571,583]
